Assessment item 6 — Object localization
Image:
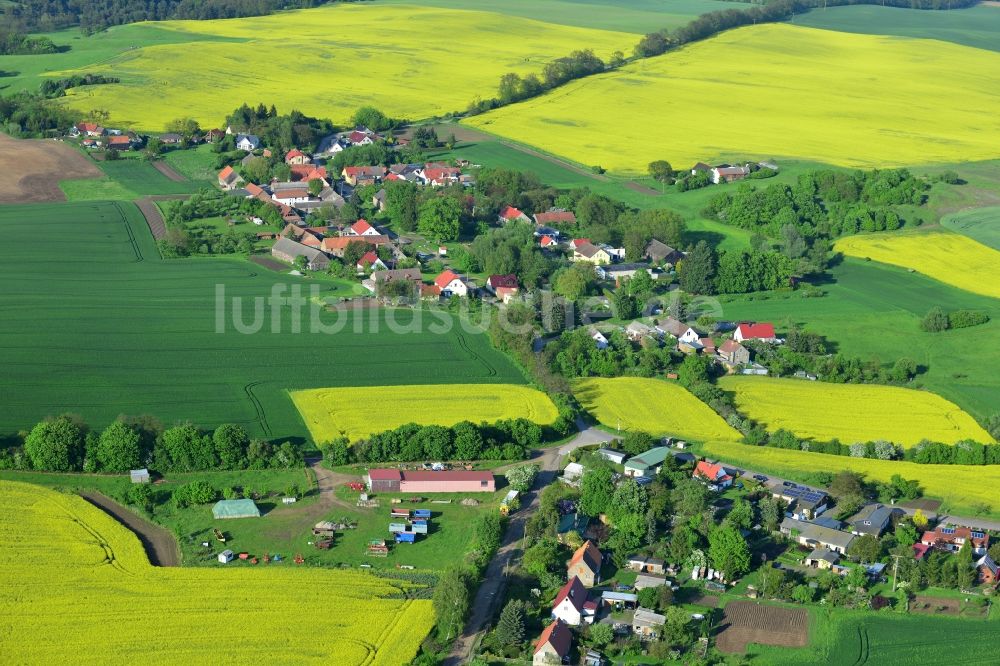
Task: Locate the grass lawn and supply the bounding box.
[162,144,220,182]
[0,201,527,441]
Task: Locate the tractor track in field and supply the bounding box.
[79,491,180,567]
[454,332,497,377]
[243,381,272,437]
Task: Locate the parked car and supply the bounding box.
[753,474,768,482]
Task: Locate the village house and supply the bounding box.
[772,485,829,520]
[711,165,750,184]
[624,447,670,478]
[539,235,559,249]
[74,121,105,137]
[372,188,387,212]
[567,541,603,587]
[562,462,585,486]
[734,322,778,343]
[626,555,666,575]
[289,164,328,183]
[657,317,701,345]
[346,219,381,237]
[644,239,685,266]
[499,205,530,223]
[921,525,990,555]
[284,149,310,165]
[849,504,904,537]
[781,517,856,554]
[699,338,717,355]
[804,547,843,571]
[203,128,224,142]
[486,274,519,304]
[534,620,572,666]
[551,576,595,626]
[572,242,612,265]
[356,251,387,273]
[365,267,422,295]
[272,187,312,206]
[718,339,750,367]
[589,328,609,350]
[626,321,654,342]
[365,469,495,493]
[271,237,330,271]
[558,512,592,544]
[159,133,183,145]
[597,263,656,285]
[235,134,261,152]
[106,134,137,151]
[421,163,464,186]
[341,165,386,186]
[534,210,577,226]
[434,270,469,297]
[632,608,666,639]
[345,127,378,146]
[976,554,998,585]
[219,166,243,191]
[692,460,734,491]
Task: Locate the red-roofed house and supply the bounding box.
[357,251,386,273]
[348,130,376,146]
[733,322,778,343]
[539,235,558,248]
[341,166,385,186]
[76,122,105,137]
[551,576,593,626]
[422,165,462,186]
[245,183,265,198]
[486,275,519,304]
[435,270,469,297]
[218,166,244,190]
[499,205,530,223]
[347,219,380,237]
[534,620,572,666]
[567,541,603,587]
[365,469,495,493]
[534,210,577,225]
[570,238,591,250]
[921,526,990,555]
[290,164,327,182]
[106,135,135,150]
[693,460,733,491]
[285,149,309,165]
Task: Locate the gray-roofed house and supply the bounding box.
[632,608,666,639]
[644,239,684,266]
[634,573,668,590]
[597,263,656,284]
[271,237,330,271]
[781,517,855,554]
[596,448,628,465]
[849,504,904,537]
[159,132,183,145]
[236,134,261,151]
[772,485,830,520]
[624,447,670,478]
[626,321,654,341]
[804,547,841,570]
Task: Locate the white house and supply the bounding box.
[235,134,260,152]
[733,322,778,343]
[272,189,311,205]
[590,329,609,350]
[347,219,381,237]
[433,270,469,297]
[551,576,595,626]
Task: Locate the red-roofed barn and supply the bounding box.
[365,469,495,493]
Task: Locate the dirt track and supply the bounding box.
[134,196,168,239]
[0,133,101,202]
[79,491,180,566]
[152,160,187,182]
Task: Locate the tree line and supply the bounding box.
[0,414,302,474]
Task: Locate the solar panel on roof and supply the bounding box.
[802,492,825,502]
[941,527,956,534]
[972,531,985,539]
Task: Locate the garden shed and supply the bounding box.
[212,499,261,520]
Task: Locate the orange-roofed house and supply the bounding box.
[347,219,380,237]
[567,541,603,587]
[499,205,530,223]
[285,149,310,165]
[218,166,244,190]
[570,238,591,249]
[534,210,576,225]
[540,235,558,248]
[356,251,386,273]
[435,270,469,297]
[693,460,733,491]
[76,122,105,137]
[534,620,572,666]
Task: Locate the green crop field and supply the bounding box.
[466,23,1000,174]
[162,144,220,182]
[749,606,997,665]
[941,206,1000,251]
[719,376,993,447]
[791,4,1000,53]
[11,4,636,130]
[58,154,202,200]
[713,258,1000,421]
[376,0,747,33]
[0,480,434,664]
[0,201,525,441]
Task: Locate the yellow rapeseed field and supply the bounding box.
[290,383,559,443]
[466,23,1000,172]
[835,231,1000,300]
[575,377,741,441]
[720,376,993,447]
[0,481,433,664]
[701,440,1000,517]
[53,4,634,130]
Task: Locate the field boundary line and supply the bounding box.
[113,200,144,261]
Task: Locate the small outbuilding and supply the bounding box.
[218,549,235,564]
[212,499,261,520]
[130,468,150,484]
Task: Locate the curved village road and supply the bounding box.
[442,422,615,666]
[80,491,181,567]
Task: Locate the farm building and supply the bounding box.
[634,574,668,590]
[632,608,666,638]
[365,469,495,493]
[212,499,261,520]
[780,518,855,554]
[626,555,665,575]
[623,447,671,478]
[271,237,330,271]
[129,468,150,484]
[596,448,628,465]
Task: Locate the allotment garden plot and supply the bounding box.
[291,384,556,443]
[720,376,992,447]
[0,202,525,439]
[574,377,741,441]
[0,481,433,665]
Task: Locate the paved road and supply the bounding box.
[442,422,615,666]
[80,491,180,566]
